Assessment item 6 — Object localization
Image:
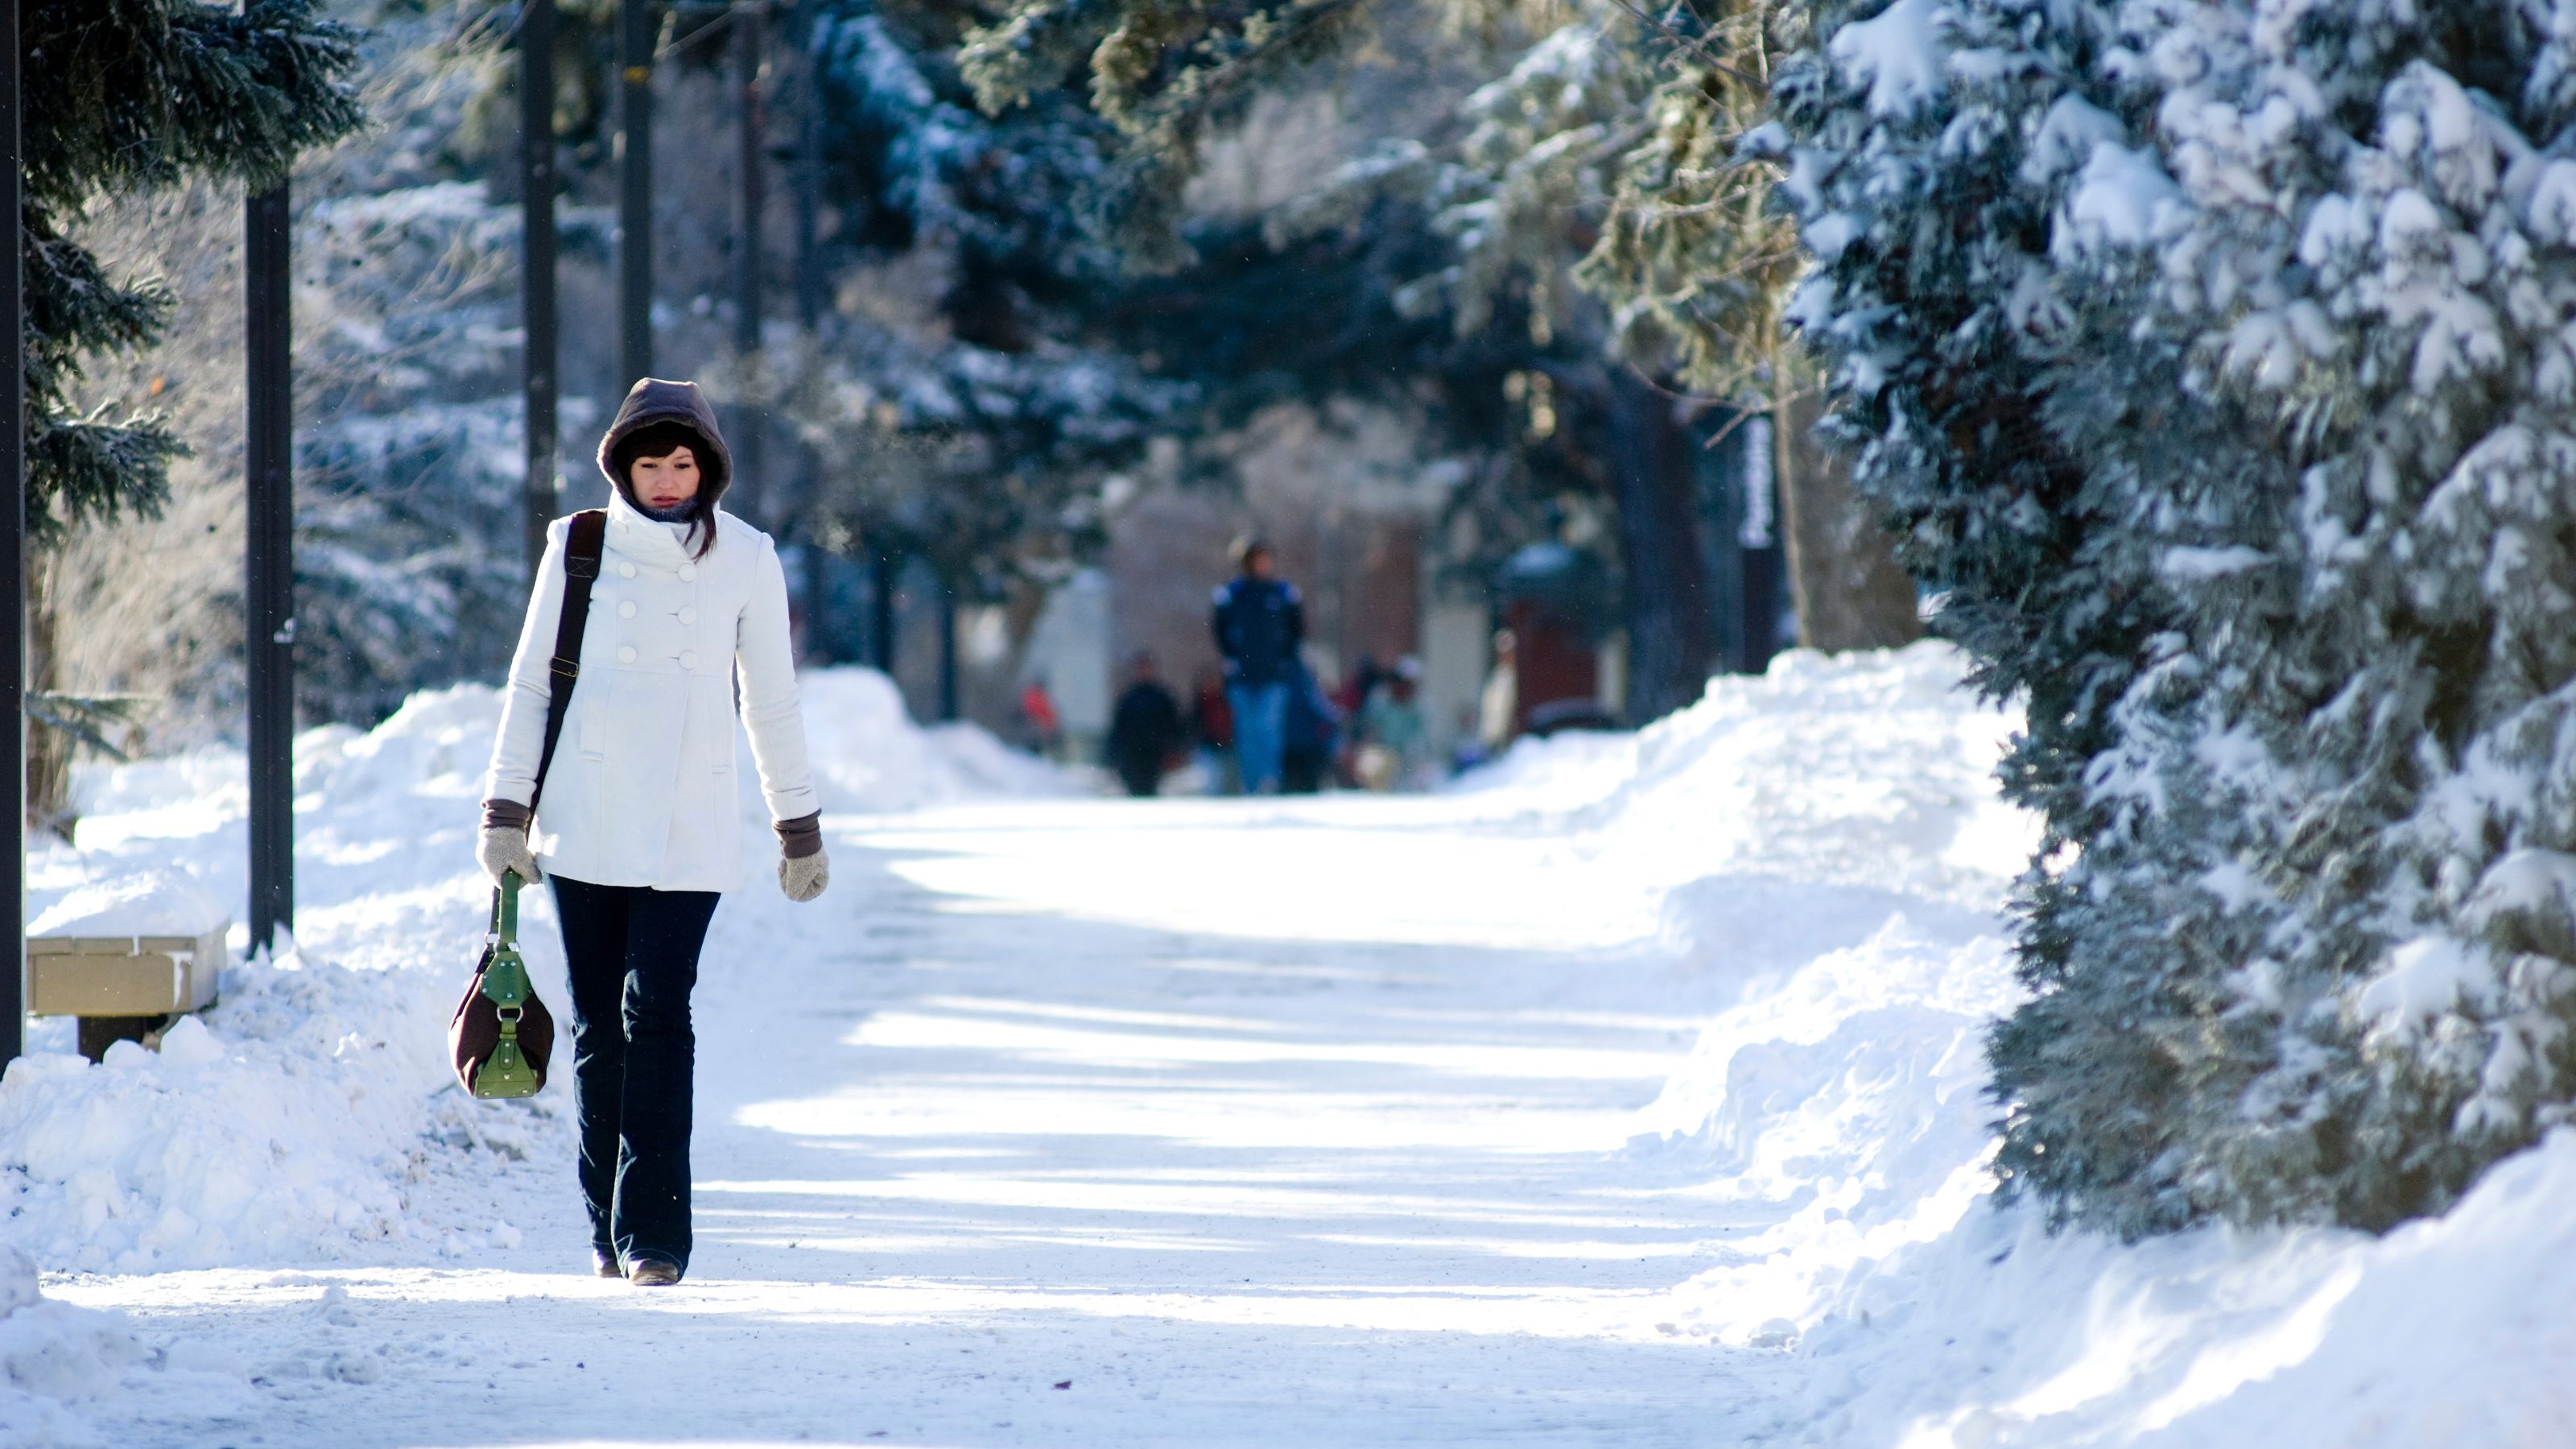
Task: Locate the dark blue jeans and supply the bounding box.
[549,875,720,1276]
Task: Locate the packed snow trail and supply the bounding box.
[51,795,1766,1447]
[18,650,2575,1447]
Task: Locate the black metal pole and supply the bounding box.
[245,183,295,954]
[2,0,27,1065]
[869,550,895,671]
[936,577,959,721]
[732,0,766,524]
[522,0,559,574]
[794,2,824,336]
[795,2,829,659]
[617,0,654,391]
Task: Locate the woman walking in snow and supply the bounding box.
[477,378,829,1287]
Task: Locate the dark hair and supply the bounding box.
[611,421,720,559]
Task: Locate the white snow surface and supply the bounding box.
[2,643,2557,1444]
[26,869,228,941]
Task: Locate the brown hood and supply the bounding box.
[595,378,733,504]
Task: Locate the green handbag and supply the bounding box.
[448,871,556,1099]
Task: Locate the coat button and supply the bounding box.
[617,645,638,664]
[618,562,637,579]
[678,564,698,582]
[679,650,699,669]
[618,601,638,618]
[677,606,698,625]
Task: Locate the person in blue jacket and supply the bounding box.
[1280,660,1342,795]
[1210,536,1305,794]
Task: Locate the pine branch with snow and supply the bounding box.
[1785,0,2576,1234]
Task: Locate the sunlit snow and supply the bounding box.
[2,650,2563,1445]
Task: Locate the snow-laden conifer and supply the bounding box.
[22,0,361,540]
[1785,0,2576,1231]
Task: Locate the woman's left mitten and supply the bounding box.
[778,849,830,903]
[478,824,542,887]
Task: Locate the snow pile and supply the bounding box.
[774,667,1080,813]
[2,671,1063,1278]
[27,869,228,941]
[1459,640,2030,916]
[7,687,522,1273]
[1539,645,2576,1443]
[0,1246,248,1447]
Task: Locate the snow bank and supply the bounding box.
[27,869,228,941]
[1456,640,2030,916]
[1580,644,2571,1443]
[795,667,1079,812]
[0,1246,249,1447]
[2,669,1064,1283]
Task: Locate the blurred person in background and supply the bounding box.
[1357,656,1431,791]
[1282,659,1342,795]
[1339,654,1385,719]
[1335,654,1386,787]
[1450,705,1492,775]
[1018,675,1063,758]
[1478,629,1521,756]
[1191,666,1235,794]
[1211,536,1305,793]
[1106,652,1188,797]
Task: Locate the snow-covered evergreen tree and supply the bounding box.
[789,0,1187,598]
[23,0,361,817]
[21,0,361,540]
[1785,0,2576,1231]
[287,10,545,725]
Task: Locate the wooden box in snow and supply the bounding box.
[27,930,226,1017]
[26,870,230,1018]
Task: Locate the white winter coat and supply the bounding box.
[484,491,819,892]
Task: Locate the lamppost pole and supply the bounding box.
[3,0,29,1065]
[522,0,559,572]
[245,179,296,955]
[795,1,831,659]
[733,0,766,523]
[617,0,654,390]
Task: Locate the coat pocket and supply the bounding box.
[686,678,735,774]
[575,691,606,760]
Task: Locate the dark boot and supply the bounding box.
[592,1248,621,1278]
[627,1256,682,1287]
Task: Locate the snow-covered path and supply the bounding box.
[52,795,1765,1447]
[28,650,2554,1447]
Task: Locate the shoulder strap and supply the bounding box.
[528,509,607,815]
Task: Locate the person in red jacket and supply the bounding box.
[1191,667,1235,793]
[1018,677,1063,757]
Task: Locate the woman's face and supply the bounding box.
[630,446,701,511]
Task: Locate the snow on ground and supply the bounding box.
[800,670,1083,811]
[0,644,2559,1445]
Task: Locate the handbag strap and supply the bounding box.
[528,508,607,815]
[482,869,522,947]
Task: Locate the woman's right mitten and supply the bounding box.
[778,849,830,903]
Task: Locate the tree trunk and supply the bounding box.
[1611,370,1719,724]
[1775,389,1923,651]
[25,557,72,840]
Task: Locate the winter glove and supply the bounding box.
[477,825,542,888]
[478,799,542,887]
[778,849,830,902]
[776,811,828,902]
